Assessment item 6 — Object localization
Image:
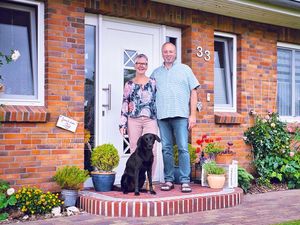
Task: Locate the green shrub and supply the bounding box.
[53,166,89,190]
[173,143,197,166]
[238,167,254,193]
[244,112,290,157]
[0,180,16,221]
[91,144,120,172]
[244,112,300,188]
[16,187,62,215]
[203,161,226,175]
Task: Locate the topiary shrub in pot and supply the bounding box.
[53,165,89,207]
[91,144,120,192]
[173,143,197,184]
[203,161,226,189]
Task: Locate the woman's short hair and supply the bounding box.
[135,54,148,62]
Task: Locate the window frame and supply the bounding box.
[0,0,44,106]
[214,31,237,112]
[277,42,300,122]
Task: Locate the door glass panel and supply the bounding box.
[166,36,177,46]
[124,69,135,84]
[84,25,96,171]
[124,50,137,67]
[123,49,137,154]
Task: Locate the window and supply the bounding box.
[214,32,237,112]
[164,25,181,63]
[0,1,44,106]
[277,43,300,119]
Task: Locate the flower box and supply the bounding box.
[215,153,234,164]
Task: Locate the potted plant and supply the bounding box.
[203,140,223,160]
[53,165,89,207]
[202,161,226,189]
[91,144,120,192]
[196,135,223,160]
[173,143,197,184]
[215,141,235,164]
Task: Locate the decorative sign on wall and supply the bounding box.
[196,46,211,61]
[56,115,78,133]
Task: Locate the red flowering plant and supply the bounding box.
[195,134,223,160]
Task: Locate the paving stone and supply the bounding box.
[8,189,300,225]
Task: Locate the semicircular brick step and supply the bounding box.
[79,184,243,217]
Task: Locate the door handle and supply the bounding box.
[102,84,111,110]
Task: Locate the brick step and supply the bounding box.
[79,184,243,217]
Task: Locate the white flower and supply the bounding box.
[243,136,247,141]
[7,187,15,196]
[290,152,295,157]
[270,123,275,128]
[11,50,20,61]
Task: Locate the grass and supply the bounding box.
[274,220,300,225]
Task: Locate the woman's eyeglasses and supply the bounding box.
[135,62,148,66]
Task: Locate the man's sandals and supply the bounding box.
[181,183,192,193]
[160,182,174,191]
[160,182,192,193]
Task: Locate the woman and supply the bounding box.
[119,54,158,174]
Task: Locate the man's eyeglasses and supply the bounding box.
[135,62,148,66]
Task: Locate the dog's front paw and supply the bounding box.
[134,192,140,196]
[150,190,156,195]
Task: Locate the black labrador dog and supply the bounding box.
[121,133,161,196]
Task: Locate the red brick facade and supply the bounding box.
[0,0,299,191]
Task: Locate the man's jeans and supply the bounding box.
[158,117,190,183]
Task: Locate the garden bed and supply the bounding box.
[0,208,85,224]
[248,183,289,194]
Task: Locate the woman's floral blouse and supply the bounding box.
[119,78,157,129]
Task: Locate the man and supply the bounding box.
[151,42,199,192]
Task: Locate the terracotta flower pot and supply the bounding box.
[215,153,234,164]
[207,174,226,189]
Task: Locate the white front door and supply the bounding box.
[100,17,161,183]
[85,15,181,185]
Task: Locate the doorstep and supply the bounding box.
[79,183,243,217]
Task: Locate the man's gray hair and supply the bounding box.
[162,42,176,51]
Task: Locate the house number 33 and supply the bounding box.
[196,46,211,61]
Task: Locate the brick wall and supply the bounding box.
[0,0,85,191]
[1,0,299,191]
